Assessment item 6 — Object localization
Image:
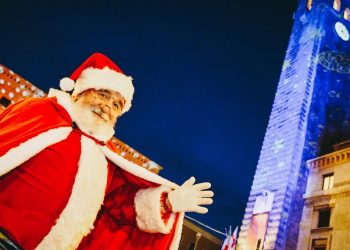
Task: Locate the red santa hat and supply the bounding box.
[60,52,134,114]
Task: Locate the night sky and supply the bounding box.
[0,0,298,237]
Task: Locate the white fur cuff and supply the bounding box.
[134,186,176,234]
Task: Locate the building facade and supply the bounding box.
[238,0,350,249]
[180,220,222,250]
[297,141,350,250]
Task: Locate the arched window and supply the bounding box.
[307,0,313,10]
[334,0,341,11]
[344,8,350,21]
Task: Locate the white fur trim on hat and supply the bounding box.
[60,77,75,92]
[72,67,134,114]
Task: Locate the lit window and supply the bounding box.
[334,0,341,11]
[323,173,334,190]
[307,0,313,10]
[256,239,262,250]
[312,238,327,250]
[317,208,331,228]
[344,8,350,21]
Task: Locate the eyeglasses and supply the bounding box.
[80,89,125,113]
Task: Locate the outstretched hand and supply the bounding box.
[167,177,214,214]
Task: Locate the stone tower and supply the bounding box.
[238,0,350,249]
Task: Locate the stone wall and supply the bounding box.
[297,149,350,249]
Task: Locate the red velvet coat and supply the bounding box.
[0,91,183,250]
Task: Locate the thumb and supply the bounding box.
[183,177,196,187]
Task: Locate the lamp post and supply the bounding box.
[195,232,202,250]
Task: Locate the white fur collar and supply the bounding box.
[36,136,108,250]
[0,127,72,177]
[100,146,179,189]
[48,88,114,142]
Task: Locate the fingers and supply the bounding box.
[192,206,208,214]
[193,182,211,191]
[183,177,196,187]
[199,191,214,198]
[197,198,213,205]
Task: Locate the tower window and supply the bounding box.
[322,173,334,190]
[256,239,262,250]
[307,0,313,10]
[344,8,350,21]
[317,208,331,228]
[333,0,341,11]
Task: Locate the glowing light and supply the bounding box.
[272,139,285,153]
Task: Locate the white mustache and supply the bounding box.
[90,106,109,121]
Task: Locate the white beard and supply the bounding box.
[71,102,115,142]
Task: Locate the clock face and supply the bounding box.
[335,22,350,41]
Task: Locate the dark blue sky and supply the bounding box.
[0,0,297,236]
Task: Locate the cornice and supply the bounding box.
[307,147,350,171]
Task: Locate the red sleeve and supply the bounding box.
[103,162,172,226]
[103,163,138,225]
[160,192,172,223]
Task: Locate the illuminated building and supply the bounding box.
[297,141,350,249]
[238,0,350,249]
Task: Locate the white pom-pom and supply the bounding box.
[60,77,75,92]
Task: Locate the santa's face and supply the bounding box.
[74,89,125,127]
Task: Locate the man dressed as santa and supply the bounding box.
[0,53,214,250]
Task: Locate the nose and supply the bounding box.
[102,105,111,113]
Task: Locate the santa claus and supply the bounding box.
[0,53,213,250]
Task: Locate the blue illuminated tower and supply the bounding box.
[238,0,350,249]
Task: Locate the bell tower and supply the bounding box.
[238,0,350,249]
